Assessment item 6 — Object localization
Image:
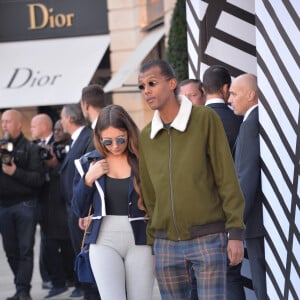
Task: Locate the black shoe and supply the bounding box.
[44,287,69,299]
[69,287,84,299]
[7,292,32,300]
[42,281,53,289]
[18,292,32,300]
[6,294,19,300]
[66,280,75,288]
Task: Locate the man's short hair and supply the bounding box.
[81,84,106,109]
[140,59,177,80]
[178,79,202,90]
[202,65,231,94]
[63,104,86,126]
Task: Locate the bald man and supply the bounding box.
[30,114,54,289]
[0,109,45,300]
[228,74,266,300]
[30,114,53,143]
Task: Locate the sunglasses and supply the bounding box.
[138,81,160,90]
[101,137,127,146]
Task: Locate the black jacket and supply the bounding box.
[60,126,94,207]
[234,107,264,238]
[206,103,243,152]
[0,133,45,206]
[37,136,70,239]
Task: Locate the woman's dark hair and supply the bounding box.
[94,104,145,211]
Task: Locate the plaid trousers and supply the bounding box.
[153,233,227,300]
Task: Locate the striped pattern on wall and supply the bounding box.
[186,0,299,299]
[256,1,299,299]
[186,0,256,80]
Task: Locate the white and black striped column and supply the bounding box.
[256,1,299,299]
[186,0,299,299]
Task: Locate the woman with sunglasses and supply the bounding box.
[72,104,154,300]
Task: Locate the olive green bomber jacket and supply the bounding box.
[139,96,245,245]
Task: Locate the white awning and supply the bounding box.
[104,26,164,93]
[0,35,110,108]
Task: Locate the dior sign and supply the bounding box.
[6,68,62,89]
[27,3,75,30]
[0,0,108,42]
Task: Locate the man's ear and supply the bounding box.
[81,100,88,109]
[221,84,230,99]
[248,89,256,102]
[169,78,177,91]
[222,83,229,94]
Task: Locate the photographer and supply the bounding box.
[30,114,75,299]
[0,109,45,300]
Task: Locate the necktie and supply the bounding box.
[69,138,73,148]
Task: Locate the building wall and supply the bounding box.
[107,0,176,130]
[0,1,176,137]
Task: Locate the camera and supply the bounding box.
[52,142,67,162]
[37,141,67,162]
[39,145,53,160]
[0,139,14,165]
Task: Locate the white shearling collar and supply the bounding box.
[150,95,192,139]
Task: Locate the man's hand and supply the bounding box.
[227,239,244,266]
[2,160,16,176]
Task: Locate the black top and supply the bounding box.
[105,176,130,215]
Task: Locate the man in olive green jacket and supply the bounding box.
[138,60,245,300]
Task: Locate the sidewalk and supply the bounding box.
[0,226,161,299]
[0,226,48,299]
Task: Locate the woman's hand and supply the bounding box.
[84,159,109,187]
[78,216,92,230]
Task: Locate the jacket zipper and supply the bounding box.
[168,128,181,240]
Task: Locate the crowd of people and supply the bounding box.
[0,59,266,300]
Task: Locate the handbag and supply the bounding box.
[74,205,96,283]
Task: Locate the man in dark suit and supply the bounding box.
[202,65,243,153]
[60,104,93,299]
[202,65,245,300]
[228,73,266,300]
[30,113,54,290]
[31,114,75,299]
